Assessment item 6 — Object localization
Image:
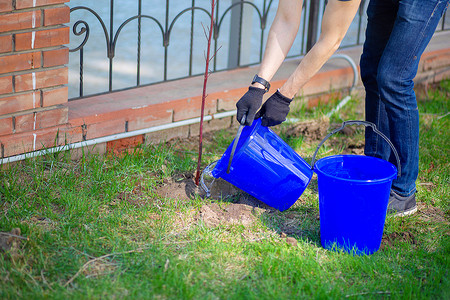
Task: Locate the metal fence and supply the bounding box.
[68,0,449,100]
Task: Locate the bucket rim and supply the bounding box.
[313,154,397,183]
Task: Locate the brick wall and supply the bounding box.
[0,0,72,158]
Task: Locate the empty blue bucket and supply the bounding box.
[212,118,313,211]
[312,121,400,255]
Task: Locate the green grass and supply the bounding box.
[1,81,449,299]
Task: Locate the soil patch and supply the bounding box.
[197,202,263,228]
[380,206,449,250]
[154,172,199,201]
[283,118,330,141]
[380,231,417,250]
[0,228,26,257]
[328,122,365,155]
[418,205,449,224]
[282,119,365,154]
[154,171,274,212]
[280,232,298,246]
[153,173,272,229]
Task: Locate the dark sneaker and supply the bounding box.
[387,190,417,217]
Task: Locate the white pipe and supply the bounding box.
[0,110,237,165]
[329,54,358,90]
[324,54,358,118]
[213,110,238,119]
[325,95,352,118]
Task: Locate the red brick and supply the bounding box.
[33,127,66,151]
[0,117,13,136]
[144,126,190,145]
[36,106,68,129]
[0,35,13,53]
[172,96,217,122]
[86,118,126,140]
[302,67,354,96]
[59,126,83,145]
[0,10,41,33]
[43,6,70,26]
[307,91,343,109]
[0,133,34,157]
[41,86,68,107]
[0,52,41,74]
[70,143,106,160]
[15,27,69,51]
[0,91,40,115]
[106,135,144,155]
[42,47,69,67]
[14,67,68,92]
[127,109,173,131]
[433,69,450,83]
[0,124,77,157]
[16,0,69,9]
[14,107,67,134]
[0,1,13,13]
[422,49,450,71]
[414,70,435,87]
[190,117,232,136]
[0,76,13,94]
[145,125,189,145]
[214,87,249,112]
[14,112,35,133]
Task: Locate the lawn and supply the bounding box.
[0,80,449,299]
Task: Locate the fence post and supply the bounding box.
[228,0,253,68]
[306,0,321,51]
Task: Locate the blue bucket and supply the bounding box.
[212,118,313,211]
[311,121,400,255]
[314,155,397,255]
[212,119,399,255]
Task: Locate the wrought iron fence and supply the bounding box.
[68,0,449,100]
[69,0,278,99]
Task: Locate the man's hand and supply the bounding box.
[236,87,266,126]
[255,90,293,127]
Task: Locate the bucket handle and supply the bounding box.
[310,120,401,177]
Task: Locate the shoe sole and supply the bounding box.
[389,206,418,217]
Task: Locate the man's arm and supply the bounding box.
[236,0,303,125]
[252,0,303,89]
[238,0,361,126]
[279,0,361,98]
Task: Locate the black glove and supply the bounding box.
[255,89,293,127]
[236,86,266,126]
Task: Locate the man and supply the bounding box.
[236,0,449,216]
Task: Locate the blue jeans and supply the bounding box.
[360,0,449,197]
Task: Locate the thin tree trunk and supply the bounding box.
[195,0,216,186]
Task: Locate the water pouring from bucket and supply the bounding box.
[209,119,400,255]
